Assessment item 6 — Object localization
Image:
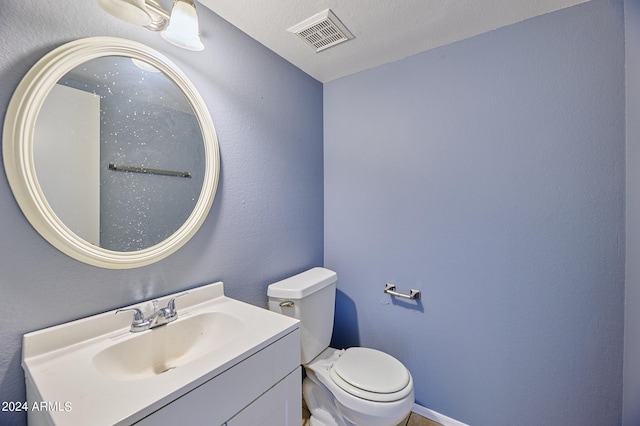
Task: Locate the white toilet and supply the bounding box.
[268,267,414,426]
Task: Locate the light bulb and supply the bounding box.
[161,0,204,51]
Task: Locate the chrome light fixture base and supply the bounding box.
[143,0,170,32]
[97,0,153,26]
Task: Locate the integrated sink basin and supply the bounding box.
[93,312,246,381]
[22,282,300,425]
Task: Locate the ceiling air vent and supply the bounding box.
[288,9,354,52]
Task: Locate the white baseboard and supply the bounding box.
[412,403,469,426]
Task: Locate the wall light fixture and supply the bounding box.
[97,0,204,51]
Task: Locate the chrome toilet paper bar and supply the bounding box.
[384,283,421,300]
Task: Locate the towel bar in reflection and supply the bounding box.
[108,163,191,178]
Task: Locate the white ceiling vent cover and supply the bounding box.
[288,9,354,52]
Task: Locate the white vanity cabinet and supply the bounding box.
[133,329,301,426]
[226,368,301,426]
[23,282,301,426]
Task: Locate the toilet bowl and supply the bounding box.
[304,347,414,426]
[268,267,414,426]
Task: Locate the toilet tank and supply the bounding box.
[268,267,337,364]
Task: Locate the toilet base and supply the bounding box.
[303,376,352,426]
[303,368,413,426]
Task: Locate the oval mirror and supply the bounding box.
[3,37,220,268]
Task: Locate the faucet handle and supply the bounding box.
[161,292,189,322]
[115,307,145,322]
[166,292,189,313]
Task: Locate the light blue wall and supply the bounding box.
[0,0,631,425]
[324,0,625,424]
[0,1,323,425]
[625,1,640,424]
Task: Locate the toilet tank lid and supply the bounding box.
[267,267,337,299]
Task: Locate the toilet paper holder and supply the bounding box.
[384,283,421,300]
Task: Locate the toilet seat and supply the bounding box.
[329,347,412,402]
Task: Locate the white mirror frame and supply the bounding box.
[3,37,220,269]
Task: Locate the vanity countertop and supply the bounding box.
[22,282,299,425]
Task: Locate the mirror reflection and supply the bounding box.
[33,56,205,252]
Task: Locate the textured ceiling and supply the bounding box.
[198,0,591,83]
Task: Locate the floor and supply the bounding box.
[302,401,442,426]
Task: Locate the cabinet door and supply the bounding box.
[227,368,301,426]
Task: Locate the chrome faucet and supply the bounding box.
[116,292,188,333]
